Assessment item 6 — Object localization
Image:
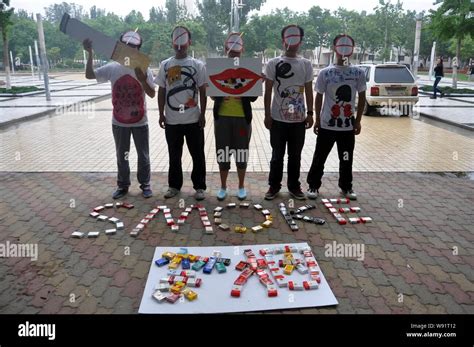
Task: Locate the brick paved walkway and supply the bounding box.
[0,171,472,314]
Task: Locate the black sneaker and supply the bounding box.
[289,187,306,200]
[264,187,280,200]
[307,188,319,200]
[141,186,153,199]
[112,187,128,199]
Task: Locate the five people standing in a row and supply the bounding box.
[83,24,366,202]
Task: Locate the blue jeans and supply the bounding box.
[433,77,442,98]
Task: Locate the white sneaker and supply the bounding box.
[164,187,179,199]
[341,189,357,201]
[307,188,319,200]
[195,189,205,201]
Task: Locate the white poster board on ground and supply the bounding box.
[206,58,263,97]
[139,243,338,314]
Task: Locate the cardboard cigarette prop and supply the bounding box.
[59,13,150,71]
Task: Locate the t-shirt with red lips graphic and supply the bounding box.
[95,62,156,127]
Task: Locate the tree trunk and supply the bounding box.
[2,30,11,90]
[452,37,461,89]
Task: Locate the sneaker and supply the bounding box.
[307,188,319,200]
[112,187,128,200]
[264,187,280,200]
[430,96,437,99]
[237,188,247,200]
[164,187,179,199]
[341,189,357,201]
[289,187,306,200]
[141,186,153,198]
[195,189,205,201]
[216,188,227,201]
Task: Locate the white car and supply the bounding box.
[356,63,419,116]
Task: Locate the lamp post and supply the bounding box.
[230,0,244,32]
[36,13,51,101]
[412,13,423,79]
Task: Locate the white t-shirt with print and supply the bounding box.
[265,55,313,123]
[155,56,206,125]
[315,64,366,131]
[95,62,155,127]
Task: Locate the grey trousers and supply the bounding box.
[112,124,151,189]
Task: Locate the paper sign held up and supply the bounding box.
[206,58,263,97]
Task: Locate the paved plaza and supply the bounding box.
[0,73,473,315]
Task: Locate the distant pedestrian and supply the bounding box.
[431,58,444,99]
[469,63,474,82]
[83,31,156,200]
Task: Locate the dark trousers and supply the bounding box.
[112,124,150,189]
[165,122,206,191]
[268,120,306,190]
[433,77,442,97]
[307,128,355,191]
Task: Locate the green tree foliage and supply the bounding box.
[44,2,85,22]
[0,0,13,88]
[429,0,474,87]
[5,0,471,69]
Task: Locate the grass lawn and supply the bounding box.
[420,85,474,94]
[418,72,471,82]
[0,86,41,94]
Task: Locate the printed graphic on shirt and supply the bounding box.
[165,64,198,112]
[316,65,366,131]
[275,61,304,121]
[280,85,305,121]
[111,74,144,124]
[329,85,354,128]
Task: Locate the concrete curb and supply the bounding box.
[420,112,473,131]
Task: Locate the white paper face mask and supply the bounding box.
[335,35,354,57]
[225,33,243,53]
[283,26,302,49]
[121,31,141,46]
[172,27,190,49]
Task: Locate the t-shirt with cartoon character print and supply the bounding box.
[315,64,366,131]
[95,62,156,127]
[264,55,313,123]
[155,56,206,125]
